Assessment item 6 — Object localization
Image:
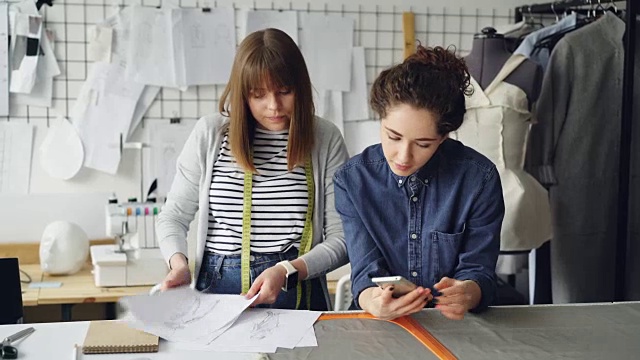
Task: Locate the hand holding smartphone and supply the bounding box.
[371,276,417,298]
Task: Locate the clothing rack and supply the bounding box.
[515,0,619,18]
[514,0,637,302]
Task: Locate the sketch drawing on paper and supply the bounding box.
[163,294,221,332]
[189,22,205,49]
[250,311,280,340]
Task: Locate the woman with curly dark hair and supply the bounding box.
[334,45,505,320]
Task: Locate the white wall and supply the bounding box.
[0,0,534,242]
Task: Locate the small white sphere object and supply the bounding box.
[40,221,89,275]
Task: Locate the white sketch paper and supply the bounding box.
[0,4,9,116]
[296,326,318,347]
[128,6,235,88]
[99,7,159,141]
[146,119,196,196]
[300,13,353,92]
[344,47,370,121]
[0,122,33,194]
[122,287,258,345]
[88,25,113,63]
[315,90,344,135]
[127,6,178,88]
[245,10,298,44]
[70,61,144,174]
[175,8,235,86]
[39,116,83,180]
[12,28,60,108]
[127,85,160,139]
[9,12,42,94]
[172,308,321,353]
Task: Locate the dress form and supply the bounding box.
[465,27,543,108]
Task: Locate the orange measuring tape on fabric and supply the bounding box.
[318,313,457,360]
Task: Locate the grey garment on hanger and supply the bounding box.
[529,12,626,304]
[626,15,640,301]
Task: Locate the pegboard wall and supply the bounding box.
[3,0,518,127]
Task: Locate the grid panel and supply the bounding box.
[2,1,514,127]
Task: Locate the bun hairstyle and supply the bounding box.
[370,45,473,135]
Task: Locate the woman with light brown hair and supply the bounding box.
[156,28,349,310]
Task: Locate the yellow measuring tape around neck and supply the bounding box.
[241,158,315,309]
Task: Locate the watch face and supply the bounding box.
[286,271,299,290]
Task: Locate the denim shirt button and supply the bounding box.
[410,176,416,182]
[412,196,418,202]
[411,271,418,277]
[411,233,417,239]
[398,179,403,185]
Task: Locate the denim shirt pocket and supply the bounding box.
[430,229,464,282]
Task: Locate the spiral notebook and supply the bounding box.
[82,321,159,354]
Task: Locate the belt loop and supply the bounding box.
[214,254,225,279]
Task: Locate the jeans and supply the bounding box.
[196,248,327,310]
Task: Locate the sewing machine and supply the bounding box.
[90,201,168,287]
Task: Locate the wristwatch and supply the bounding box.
[276,260,299,292]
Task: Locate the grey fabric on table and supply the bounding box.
[413,303,640,360]
[269,318,438,360]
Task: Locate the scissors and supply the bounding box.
[1,327,35,359]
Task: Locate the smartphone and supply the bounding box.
[371,276,417,298]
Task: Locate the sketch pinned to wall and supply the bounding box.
[146,119,197,197]
[11,28,60,109]
[315,90,344,135]
[0,122,33,194]
[343,47,370,122]
[0,4,9,116]
[175,8,235,86]
[9,12,42,94]
[245,10,298,43]
[87,25,113,63]
[127,6,178,88]
[99,6,160,140]
[38,116,84,180]
[70,61,144,174]
[127,6,235,89]
[300,13,354,92]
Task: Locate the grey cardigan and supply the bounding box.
[156,114,350,308]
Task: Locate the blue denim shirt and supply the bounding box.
[334,139,504,311]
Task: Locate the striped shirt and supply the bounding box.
[206,128,308,255]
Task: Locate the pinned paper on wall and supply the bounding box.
[39,116,84,180]
[0,4,9,116]
[300,13,353,92]
[128,6,235,88]
[71,61,144,174]
[12,28,60,108]
[344,47,370,121]
[0,122,33,194]
[88,25,113,63]
[127,6,178,88]
[175,8,235,86]
[128,85,160,139]
[9,12,42,94]
[315,90,344,135]
[99,7,160,140]
[146,119,197,196]
[245,10,298,44]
